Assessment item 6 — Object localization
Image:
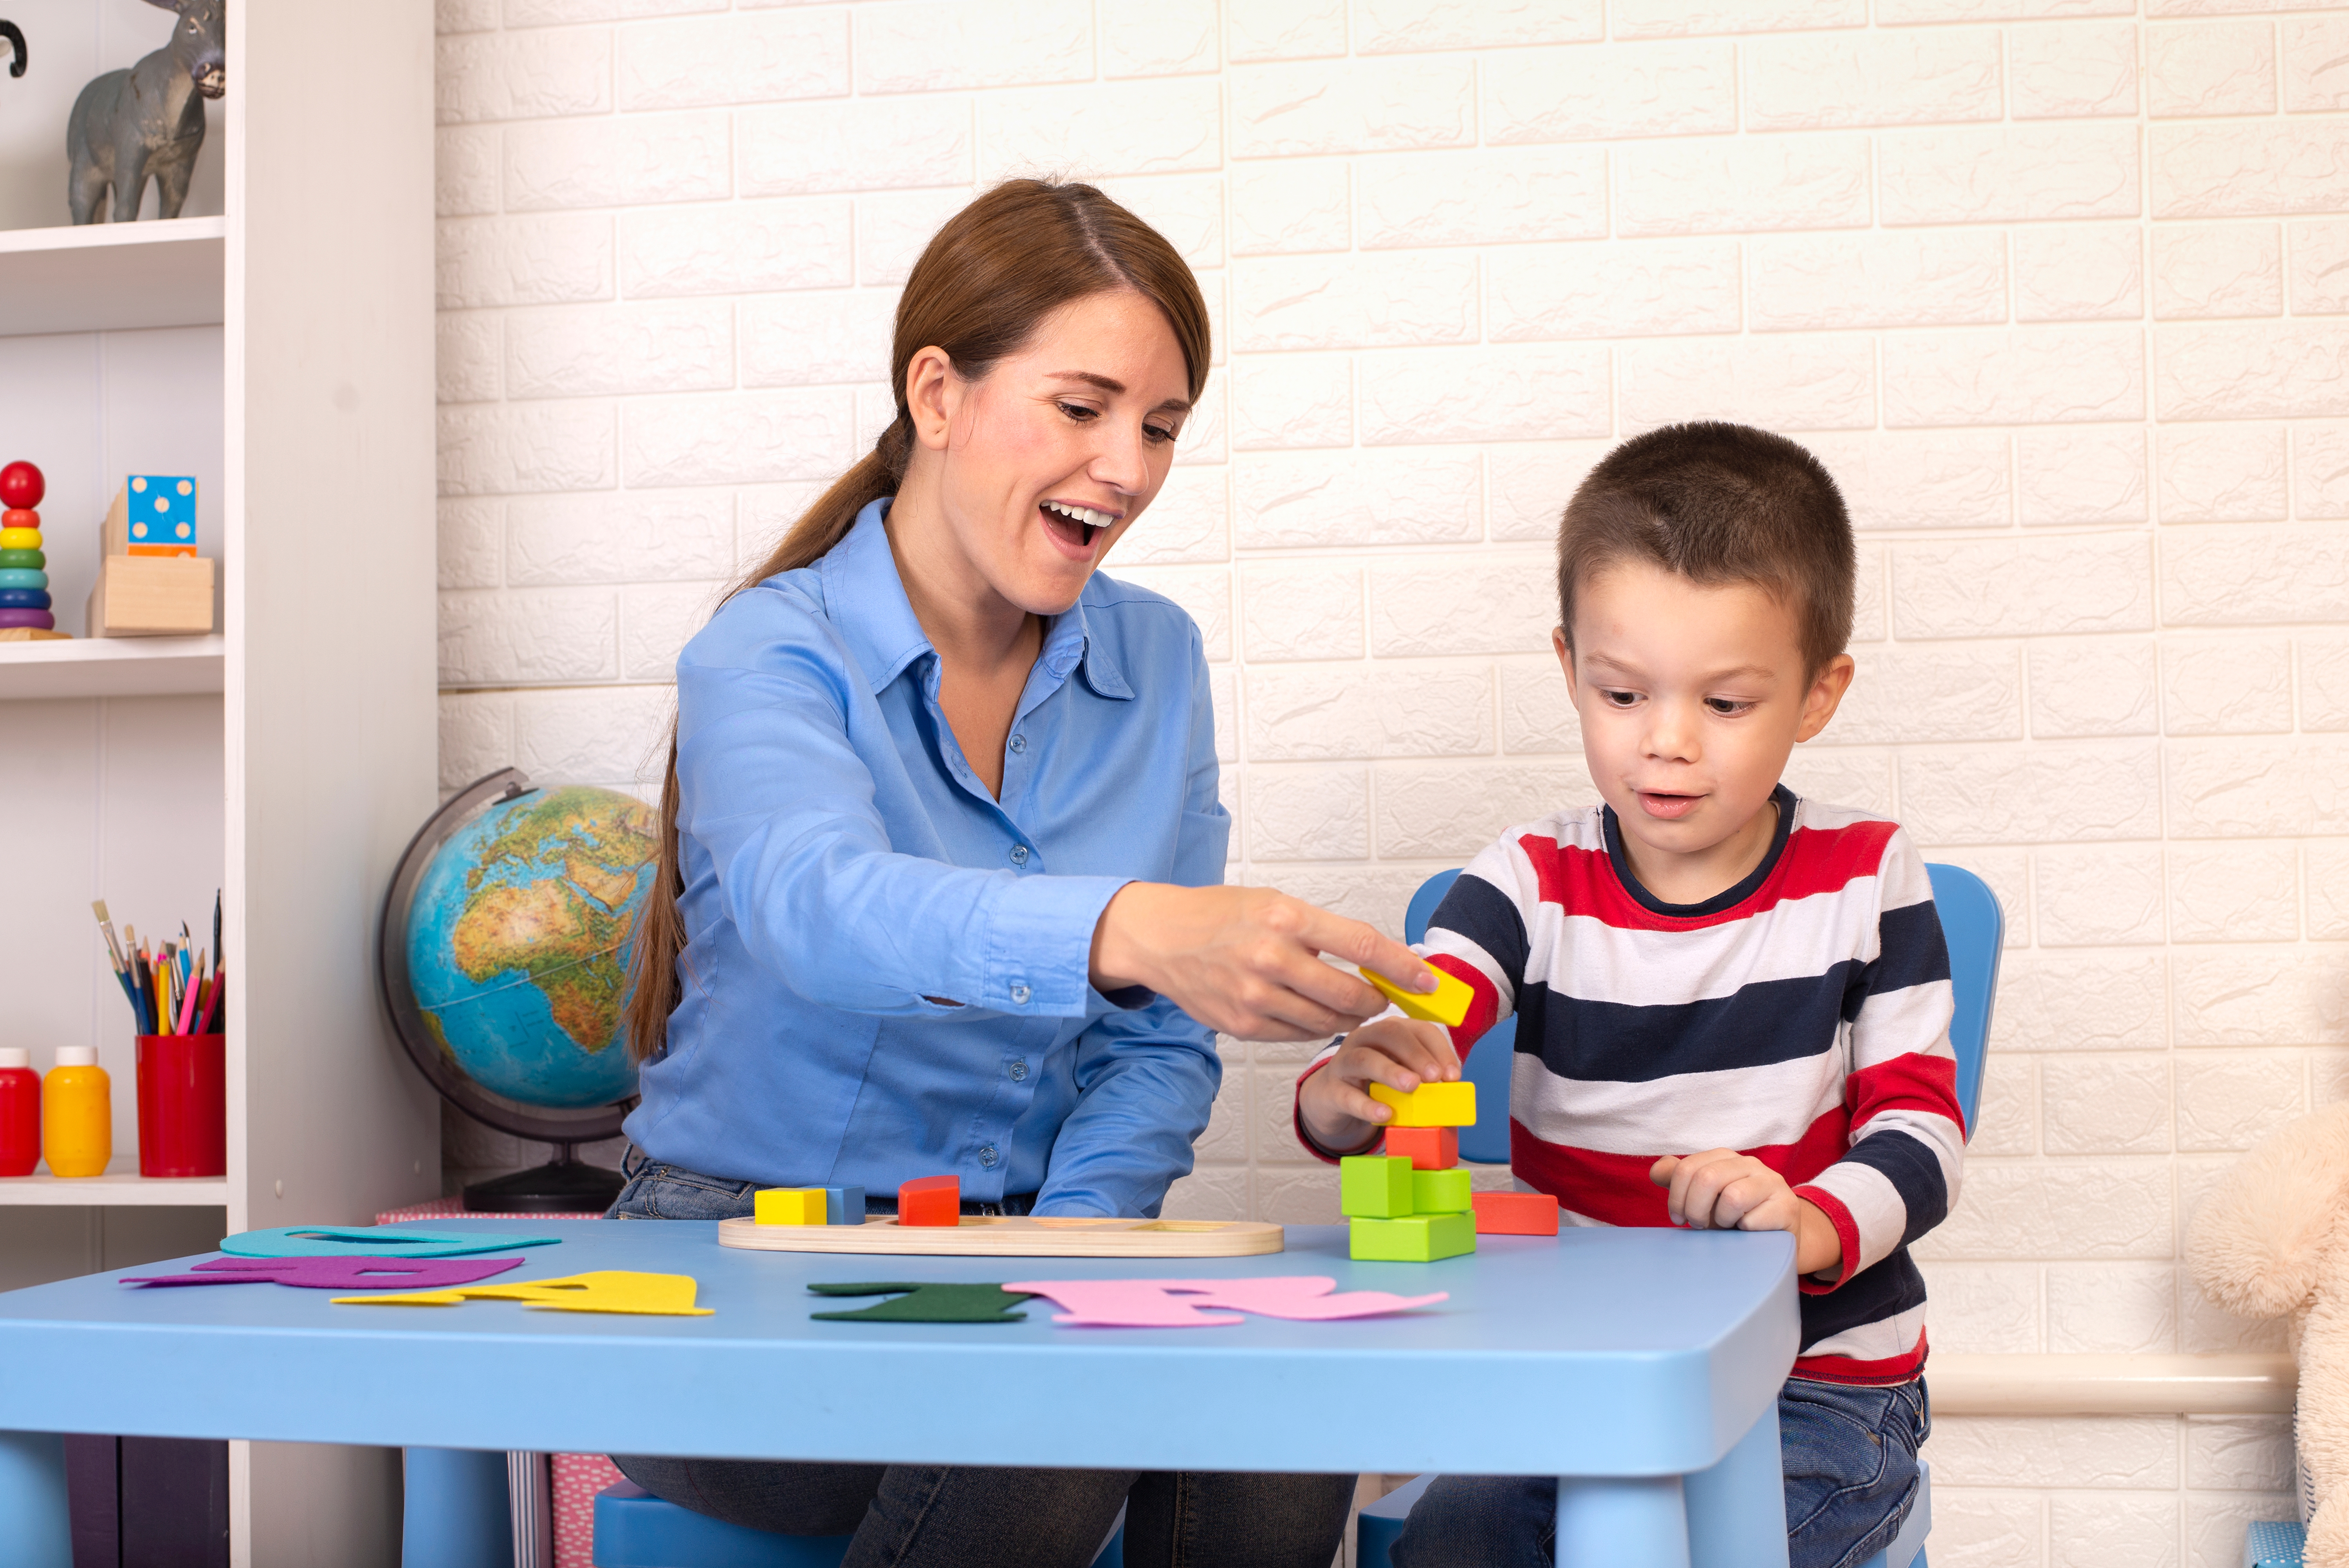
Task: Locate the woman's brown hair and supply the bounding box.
[623,178,1212,1062]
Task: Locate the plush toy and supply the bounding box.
[2187,1104,2340,1561]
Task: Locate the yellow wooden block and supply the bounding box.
[755,1188,828,1226]
[1369,1079,1476,1128]
[1362,966,1473,1028]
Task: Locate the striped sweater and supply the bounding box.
[1300,786,1963,1385]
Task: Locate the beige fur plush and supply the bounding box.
[2187,1103,2347,1562]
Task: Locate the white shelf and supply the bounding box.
[0,633,224,700]
[0,1160,228,1206]
[0,217,224,336]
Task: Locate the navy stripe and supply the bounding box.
[1861,899,1952,997]
[1841,1130,1949,1247]
[1514,972,1854,1081]
[1431,873,1528,984]
[1800,1246,1926,1349]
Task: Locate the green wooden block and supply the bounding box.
[1339,1155,1416,1218]
[1349,1211,1476,1263]
[1411,1167,1473,1214]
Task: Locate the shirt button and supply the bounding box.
[1010,844,1030,865]
[978,1145,1000,1168]
[1009,734,1027,754]
[1010,984,1030,1005]
[1008,1059,1028,1082]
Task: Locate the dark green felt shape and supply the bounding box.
[808,1281,1037,1323]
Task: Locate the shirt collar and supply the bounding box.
[818,497,1133,702]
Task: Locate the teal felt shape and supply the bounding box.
[808,1281,1036,1324]
[220,1225,562,1259]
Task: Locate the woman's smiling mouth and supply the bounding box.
[1040,499,1115,555]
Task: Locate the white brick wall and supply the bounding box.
[429,3,2338,1556]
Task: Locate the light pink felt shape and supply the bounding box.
[1001,1275,1447,1329]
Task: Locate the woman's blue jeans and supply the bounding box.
[1390,1376,1930,1568]
[604,1151,1357,1568]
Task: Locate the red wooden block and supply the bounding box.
[1472,1191,1560,1236]
[898,1174,961,1227]
[1382,1126,1458,1171]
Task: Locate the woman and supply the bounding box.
[608,180,1437,1568]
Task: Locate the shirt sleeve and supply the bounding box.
[1290,838,1534,1162]
[1792,828,1967,1293]
[1031,633,1229,1216]
[675,584,1131,1021]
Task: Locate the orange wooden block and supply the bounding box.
[898,1175,961,1227]
[1472,1191,1560,1236]
[1383,1126,1458,1171]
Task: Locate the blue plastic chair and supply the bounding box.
[592,1482,1125,1567]
[1359,863,2004,1568]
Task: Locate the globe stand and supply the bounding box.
[463,1142,625,1214]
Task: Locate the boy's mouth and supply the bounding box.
[1040,500,1113,558]
[1635,790,1703,821]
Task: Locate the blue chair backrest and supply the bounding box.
[1399,861,2004,1161]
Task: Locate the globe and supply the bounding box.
[378,769,659,1210]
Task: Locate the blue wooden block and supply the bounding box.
[123,475,198,557]
[825,1186,866,1226]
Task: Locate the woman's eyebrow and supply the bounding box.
[1048,370,1192,414]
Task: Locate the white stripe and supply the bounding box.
[1519,888,1886,1006]
[1852,981,1954,1071]
[1512,1050,1846,1155]
[1801,1300,1927,1362]
[1801,1159,1908,1276]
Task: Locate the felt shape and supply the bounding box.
[1362,966,1474,1027]
[898,1175,960,1227]
[1340,1155,1416,1218]
[1002,1276,1448,1328]
[222,1225,562,1259]
[1383,1126,1458,1171]
[123,1255,524,1290]
[755,1188,826,1226]
[808,1281,1037,1324]
[1411,1168,1474,1214]
[1472,1191,1561,1236]
[1368,1080,1476,1128]
[331,1270,711,1316]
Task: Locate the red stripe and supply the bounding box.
[1848,1050,1966,1142]
[1508,1106,1855,1227]
[1793,1330,1928,1386]
[1516,817,1898,933]
[1429,952,1503,1056]
[1792,1183,1861,1293]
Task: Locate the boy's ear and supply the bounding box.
[1795,653,1856,744]
[1552,626,1574,686]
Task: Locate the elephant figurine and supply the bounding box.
[67,0,223,224]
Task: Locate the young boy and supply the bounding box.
[1295,422,1961,1568]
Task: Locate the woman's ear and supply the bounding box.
[905,346,958,452]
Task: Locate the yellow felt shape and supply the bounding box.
[1369,1080,1476,1128]
[756,1188,827,1226]
[1362,966,1473,1028]
[332,1270,713,1316]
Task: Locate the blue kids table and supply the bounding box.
[0,1219,1799,1568]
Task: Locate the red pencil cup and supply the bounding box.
[135,1034,226,1178]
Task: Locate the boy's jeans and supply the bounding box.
[1390,1377,1930,1568]
[604,1150,1357,1568]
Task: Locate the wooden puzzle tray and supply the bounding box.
[716,1215,1285,1258]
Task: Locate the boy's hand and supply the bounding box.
[1650,1150,1843,1278]
[1297,1017,1461,1155]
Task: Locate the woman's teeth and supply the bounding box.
[1041,500,1110,547]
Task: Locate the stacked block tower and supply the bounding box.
[0,462,54,637]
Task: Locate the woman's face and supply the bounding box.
[912,289,1193,617]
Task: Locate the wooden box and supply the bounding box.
[87,554,215,636]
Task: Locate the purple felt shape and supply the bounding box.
[122,1255,525,1291]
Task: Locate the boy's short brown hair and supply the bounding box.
[1556,422,1855,677]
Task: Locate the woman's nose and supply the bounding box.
[1088,423,1151,496]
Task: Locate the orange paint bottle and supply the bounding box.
[42,1046,110,1178]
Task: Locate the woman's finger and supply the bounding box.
[1294,905,1436,995]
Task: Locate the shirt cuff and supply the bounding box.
[1792,1184,1862,1294]
[1292,1047,1383,1165]
[977,874,1133,1017]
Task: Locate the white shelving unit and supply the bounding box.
[0,7,436,1558]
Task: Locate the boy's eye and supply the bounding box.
[1706,697,1755,716]
[1600,689,1640,708]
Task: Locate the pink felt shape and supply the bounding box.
[1001,1275,1447,1328]
[123,1255,524,1290]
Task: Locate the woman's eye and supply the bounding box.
[1057,401,1098,422]
[1144,423,1178,445]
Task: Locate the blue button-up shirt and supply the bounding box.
[624,500,1229,1216]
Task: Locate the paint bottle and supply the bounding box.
[0,1048,36,1176]
[43,1046,110,1178]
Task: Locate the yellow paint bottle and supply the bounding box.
[42,1046,110,1177]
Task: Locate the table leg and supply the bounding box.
[0,1430,72,1568]
[399,1447,511,1568]
[1555,1474,1689,1568]
[1684,1400,1789,1568]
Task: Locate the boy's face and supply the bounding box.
[1559,559,1855,896]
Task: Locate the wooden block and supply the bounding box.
[1339,1154,1415,1218]
[0,626,68,641]
[105,476,199,558]
[88,554,213,636]
[1382,1126,1458,1171]
[1362,966,1474,1027]
[1472,1191,1561,1236]
[825,1186,866,1226]
[718,1214,1285,1258]
[1349,1212,1475,1263]
[1411,1167,1473,1214]
[898,1175,960,1227]
[754,1188,826,1226]
[1369,1080,1476,1128]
